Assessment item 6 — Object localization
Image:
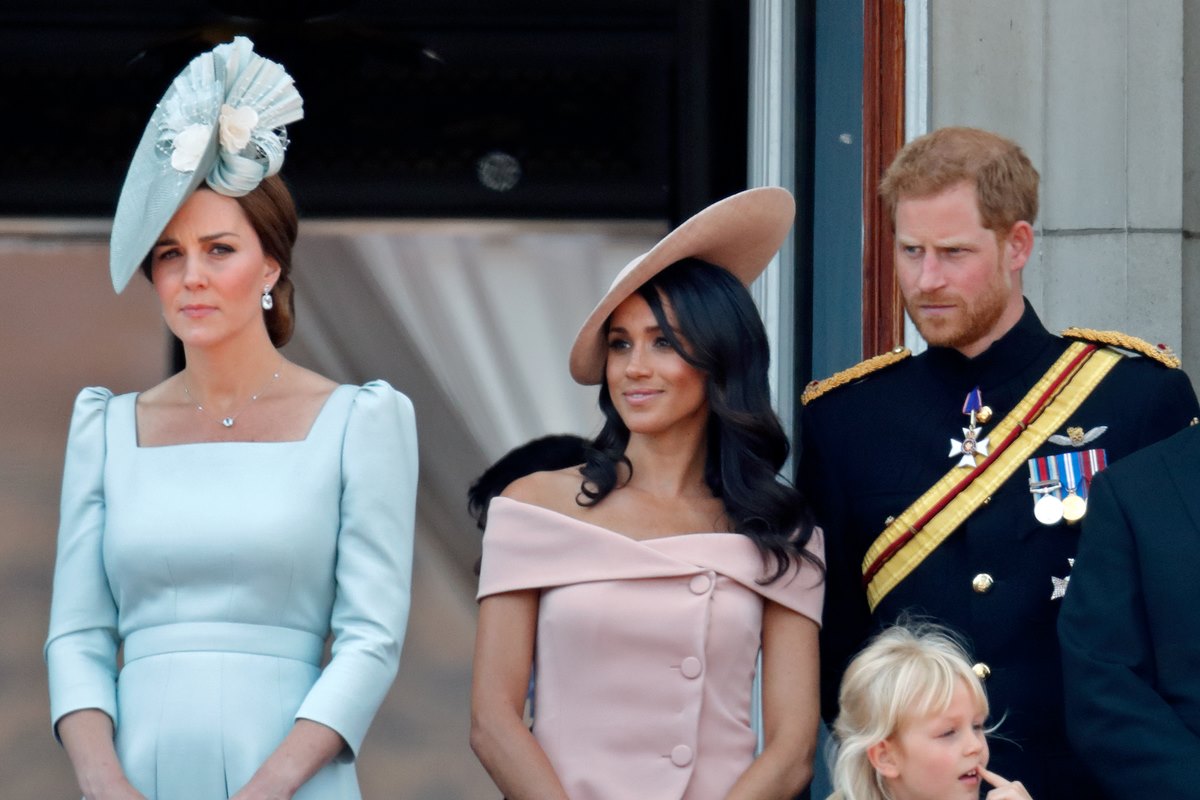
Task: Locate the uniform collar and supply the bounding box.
[924,298,1057,386]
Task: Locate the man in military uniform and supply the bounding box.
[799,126,1199,798]
[1059,423,1200,798]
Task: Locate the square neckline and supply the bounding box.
[131,384,350,449]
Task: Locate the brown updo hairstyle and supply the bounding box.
[140,174,300,347]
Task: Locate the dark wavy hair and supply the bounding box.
[467,434,589,531]
[577,258,821,582]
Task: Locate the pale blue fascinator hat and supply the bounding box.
[109,36,304,293]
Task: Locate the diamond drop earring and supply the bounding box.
[261,284,274,310]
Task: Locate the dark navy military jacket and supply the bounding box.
[800,301,1199,798]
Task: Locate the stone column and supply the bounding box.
[749,0,798,432]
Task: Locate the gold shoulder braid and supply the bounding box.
[802,346,911,405]
[1061,327,1181,368]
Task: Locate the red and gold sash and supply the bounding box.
[862,341,1122,611]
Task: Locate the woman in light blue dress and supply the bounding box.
[45,38,417,800]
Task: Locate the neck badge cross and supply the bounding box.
[949,386,992,468]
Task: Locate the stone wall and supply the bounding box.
[926,0,1198,378]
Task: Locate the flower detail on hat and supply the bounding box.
[218,104,259,154]
[150,37,302,193]
[205,37,304,195]
[110,37,304,294]
[170,123,213,172]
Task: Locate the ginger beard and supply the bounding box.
[903,253,1011,352]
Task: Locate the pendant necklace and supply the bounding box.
[182,358,284,428]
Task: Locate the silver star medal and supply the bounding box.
[1051,558,1075,600]
[949,413,990,468]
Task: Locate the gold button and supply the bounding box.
[973,662,991,681]
[972,573,994,594]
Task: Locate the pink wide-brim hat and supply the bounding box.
[568,186,795,385]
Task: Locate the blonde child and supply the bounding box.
[828,625,1033,800]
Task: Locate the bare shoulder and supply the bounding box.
[284,362,339,398]
[135,373,189,415]
[501,466,586,516]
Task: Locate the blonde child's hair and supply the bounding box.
[830,624,989,800]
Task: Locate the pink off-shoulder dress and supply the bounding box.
[477,496,824,800]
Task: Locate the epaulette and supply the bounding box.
[802,346,911,405]
[1061,327,1181,368]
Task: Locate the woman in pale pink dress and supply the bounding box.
[470,188,825,800]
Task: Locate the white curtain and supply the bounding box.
[284,220,663,573]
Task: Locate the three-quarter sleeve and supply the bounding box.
[295,380,418,758]
[44,387,119,736]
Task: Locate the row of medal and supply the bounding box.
[949,387,1111,526]
[1026,449,1108,525]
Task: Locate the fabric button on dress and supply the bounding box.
[680,656,703,679]
[689,574,712,594]
[670,744,694,767]
[476,498,827,799]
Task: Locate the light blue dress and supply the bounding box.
[45,381,418,799]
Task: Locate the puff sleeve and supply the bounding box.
[44,387,119,736]
[294,380,418,758]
